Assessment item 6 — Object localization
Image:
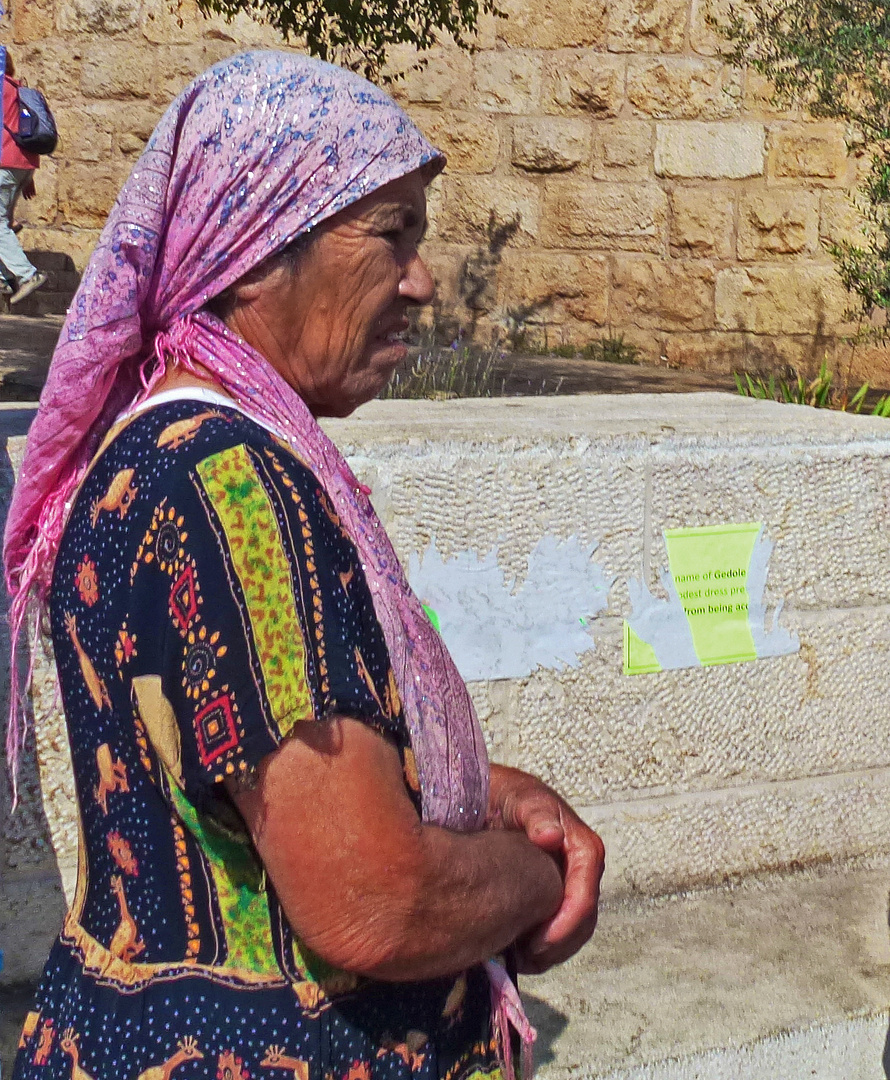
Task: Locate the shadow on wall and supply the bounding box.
[423,212,554,351]
[0,414,68,1076]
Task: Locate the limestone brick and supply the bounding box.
[492,0,607,48]
[716,266,849,335]
[474,51,543,114]
[11,0,54,42]
[611,254,715,330]
[608,0,689,53]
[392,48,474,109]
[14,227,101,273]
[669,188,734,258]
[408,109,500,174]
[114,105,165,156]
[592,324,663,360]
[835,341,890,388]
[820,191,868,249]
[628,58,740,120]
[655,121,765,178]
[52,105,114,164]
[688,0,728,57]
[541,180,668,252]
[436,176,540,246]
[18,41,83,100]
[499,250,609,324]
[424,176,444,241]
[769,124,850,184]
[17,158,59,228]
[511,117,591,173]
[464,12,499,51]
[661,330,831,374]
[543,51,626,117]
[58,0,139,34]
[419,243,474,311]
[140,0,285,47]
[742,70,798,119]
[594,121,653,180]
[662,330,749,371]
[737,190,820,260]
[58,163,128,229]
[80,43,155,99]
[139,0,202,44]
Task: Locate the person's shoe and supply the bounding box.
[9,271,47,306]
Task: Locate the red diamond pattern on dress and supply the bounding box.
[194,694,238,766]
[170,564,198,631]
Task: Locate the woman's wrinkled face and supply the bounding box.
[226,170,434,418]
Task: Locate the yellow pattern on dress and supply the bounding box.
[197,444,313,736]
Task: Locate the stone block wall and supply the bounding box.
[2,0,889,379]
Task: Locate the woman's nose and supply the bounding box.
[400,250,435,306]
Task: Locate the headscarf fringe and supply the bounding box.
[486,959,536,1080]
[5,479,78,805]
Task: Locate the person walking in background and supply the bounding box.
[1,49,46,305]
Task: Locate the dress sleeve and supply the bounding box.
[126,438,405,798]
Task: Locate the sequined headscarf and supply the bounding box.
[3,51,490,834]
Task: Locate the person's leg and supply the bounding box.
[0,168,38,286]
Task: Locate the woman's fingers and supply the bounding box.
[490,766,566,850]
[519,812,605,968]
[488,764,606,971]
[521,800,566,852]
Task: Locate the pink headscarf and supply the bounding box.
[3,51,489,833]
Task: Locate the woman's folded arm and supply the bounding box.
[230,716,564,982]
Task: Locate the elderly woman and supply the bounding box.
[6,52,604,1080]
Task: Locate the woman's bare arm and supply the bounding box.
[231,716,564,982]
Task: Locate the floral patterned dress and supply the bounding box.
[13,398,500,1080]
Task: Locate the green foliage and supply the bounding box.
[734,359,890,414]
[579,335,642,365]
[196,0,499,80]
[716,1,890,330]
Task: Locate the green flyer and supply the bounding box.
[624,523,765,675]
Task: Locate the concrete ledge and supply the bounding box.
[325,394,890,895]
[523,862,890,1079]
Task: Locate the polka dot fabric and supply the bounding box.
[12,400,501,1080]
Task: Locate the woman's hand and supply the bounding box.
[488,765,605,975]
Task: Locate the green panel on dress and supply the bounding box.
[170,783,280,976]
[197,443,313,735]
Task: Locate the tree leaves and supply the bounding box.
[196,0,499,80]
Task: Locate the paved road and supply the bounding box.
[0,313,739,405]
